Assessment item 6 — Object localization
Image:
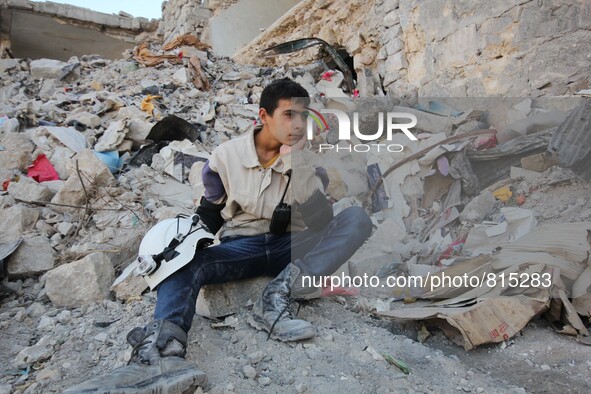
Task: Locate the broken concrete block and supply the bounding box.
[117,139,133,153]
[0,117,20,133]
[45,252,114,308]
[459,191,497,223]
[56,222,75,236]
[49,146,76,179]
[7,179,54,202]
[0,58,19,73]
[521,153,557,172]
[127,118,153,141]
[115,106,149,122]
[95,121,127,152]
[51,149,115,209]
[316,71,345,95]
[172,67,189,84]
[39,79,57,99]
[510,166,542,183]
[381,24,402,45]
[41,180,66,194]
[230,104,259,119]
[6,236,56,277]
[65,112,101,129]
[111,274,148,302]
[30,59,68,79]
[382,0,400,13]
[0,206,39,243]
[160,140,209,183]
[35,220,56,238]
[49,233,63,248]
[195,277,271,318]
[0,133,34,171]
[14,335,56,368]
[120,61,139,75]
[214,94,236,105]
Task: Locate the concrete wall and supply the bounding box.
[160,0,212,44]
[209,0,300,57]
[3,9,134,60]
[0,0,157,60]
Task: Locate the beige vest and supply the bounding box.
[208,127,324,238]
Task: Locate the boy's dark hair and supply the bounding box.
[260,78,310,115]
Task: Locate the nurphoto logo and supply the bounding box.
[306,108,418,153]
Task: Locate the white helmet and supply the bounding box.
[113,214,214,290]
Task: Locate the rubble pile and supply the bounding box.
[0,37,324,303]
[320,95,591,350]
[0,12,590,392]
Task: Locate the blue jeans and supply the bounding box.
[154,206,372,333]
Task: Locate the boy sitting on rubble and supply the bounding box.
[66,78,372,393]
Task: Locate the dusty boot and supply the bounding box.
[249,263,315,342]
[291,276,360,299]
[291,275,322,300]
[64,319,207,393]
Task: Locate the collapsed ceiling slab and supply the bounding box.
[0,0,158,60]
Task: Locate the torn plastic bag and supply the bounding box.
[147,115,204,143]
[94,150,123,174]
[128,116,206,167]
[27,154,59,182]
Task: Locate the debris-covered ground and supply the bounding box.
[1,33,590,394]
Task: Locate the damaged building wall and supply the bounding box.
[160,0,301,57]
[209,0,300,57]
[160,0,213,45]
[0,0,158,61]
[233,0,591,97]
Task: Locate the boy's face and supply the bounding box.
[259,99,309,146]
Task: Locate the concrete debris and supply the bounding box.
[0,2,589,392]
[29,59,69,79]
[50,148,115,210]
[195,277,270,318]
[548,98,591,180]
[0,133,33,171]
[95,121,127,152]
[14,335,57,368]
[65,112,101,129]
[111,272,148,302]
[459,191,496,223]
[0,205,39,243]
[521,152,557,172]
[7,177,54,202]
[6,235,56,277]
[45,252,115,308]
[43,126,88,153]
